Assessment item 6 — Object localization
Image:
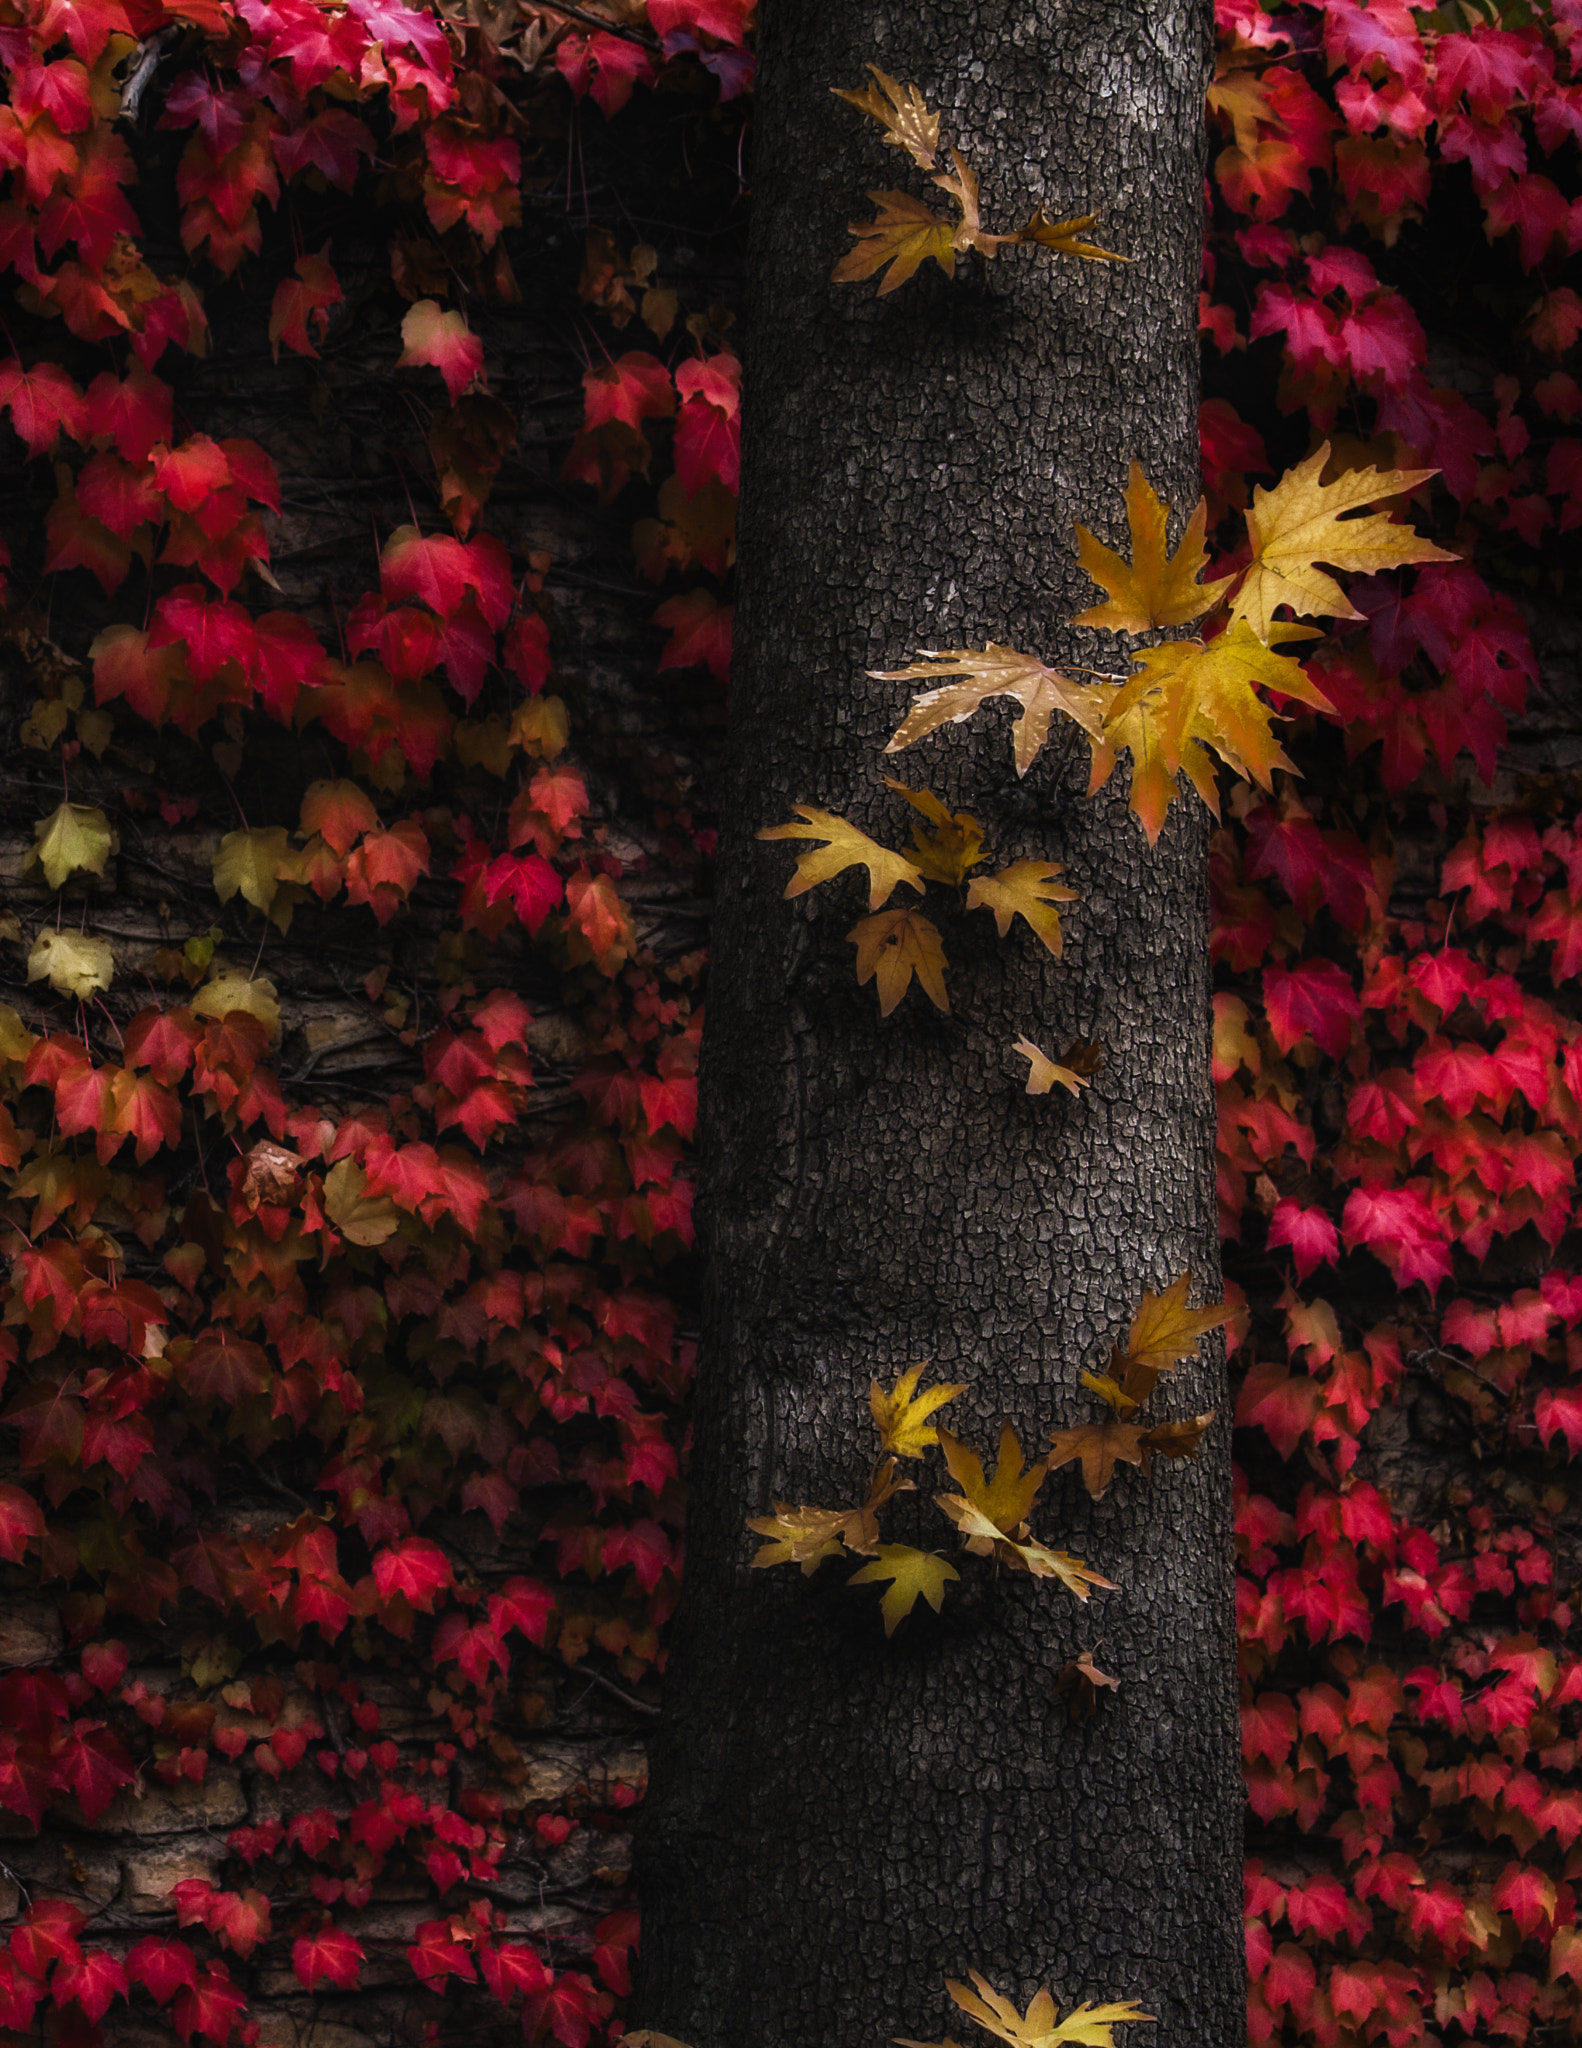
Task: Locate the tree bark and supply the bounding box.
[636,1,1239,2044]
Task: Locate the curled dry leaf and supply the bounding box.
[1140,1411,1216,1462]
[877,644,1104,778]
[239,1141,304,1211]
[848,908,949,1016]
[933,148,1018,259]
[1055,1649,1120,1720]
[1013,1039,1094,1097]
[758,806,924,911]
[831,64,941,167]
[869,1362,966,1459]
[966,860,1077,959]
[1016,205,1130,263]
[936,1972,1154,2048]
[1071,461,1233,633]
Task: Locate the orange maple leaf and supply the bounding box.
[1072,461,1233,633]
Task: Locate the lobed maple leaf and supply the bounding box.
[1086,622,1334,843]
[966,860,1077,959]
[936,1423,1044,1538]
[878,645,1105,777]
[1072,461,1232,632]
[396,299,484,404]
[832,188,956,293]
[1230,441,1456,642]
[27,929,113,998]
[1016,206,1129,263]
[869,1362,967,1458]
[849,907,949,1015]
[832,66,940,167]
[913,1976,1153,2048]
[759,806,924,910]
[848,1544,960,1633]
[29,802,112,890]
[1046,1419,1149,1499]
[1110,1271,1234,1405]
[747,1461,910,1572]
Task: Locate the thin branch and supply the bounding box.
[527,1,659,48]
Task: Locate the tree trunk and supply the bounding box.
[636,0,1238,2044]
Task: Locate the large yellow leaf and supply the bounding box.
[191,971,281,1036]
[1113,1271,1234,1404]
[1085,622,1334,843]
[832,189,956,294]
[937,1422,1044,1534]
[213,826,289,916]
[966,860,1077,959]
[1231,441,1455,642]
[878,645,1105,778]
[848,908,949,1016]
[745,1505,850,1574]
[1072,461,1232,632]
[869,1362,966,1459]
[30,803,113,891]
[831,65,940,167]
[847,1545,960,1634]
[939,1974,1153,2048]
[27,929,113,998]
[759,806,924,911]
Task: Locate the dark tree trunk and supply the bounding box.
[636,0,1238,2044]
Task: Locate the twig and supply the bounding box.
[549,1650,660,1717]
[120,26,179,123]
[527,1,660,49]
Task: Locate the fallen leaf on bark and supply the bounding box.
[847,1545,960,1633]
[869,1362,966,1459]
[759,806,924,911]
[831,65,940,167]
[849,908,949,1016]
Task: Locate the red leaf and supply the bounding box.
[371,1537,453,1612]
[126,1937,199,2006]
[173,1966,246,2044]
[293,1925,364,1991]
[54,1948,128,2022]
[480,1941,551,2002]
[0,358,88,457]
[396,299,483,404]
[582,351,674,432]
[653,588,731,681]
[0,1485,44,1563]
[1263,959,1361,1058]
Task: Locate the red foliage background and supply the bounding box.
[0,0,1576,2039]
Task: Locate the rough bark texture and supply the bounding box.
[635,2,1240,2046]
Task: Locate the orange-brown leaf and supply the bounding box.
[1046,1419,1148,1499]
[848,908,949,1016]
[1072,461,1233,633]
[1114,1273,1233,1405]
[832,190,955,294]
[1016,206,1129,263]
[831,65,941,168]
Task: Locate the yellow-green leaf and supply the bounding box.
[323,1157,400,1247]
[869,1362,967,1459]
[27,929,114,998]
[213,826,289,915]
[31,803,113,891]
[847,1545,959,1634]
[191,971,281,1036]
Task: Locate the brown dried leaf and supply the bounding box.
[1072,461,1233,633]
[1055,1649,1121,1720]
[832,190,956,294]
[884,780,987,885]
[1016,205,1130,263]
[831,65,941,168]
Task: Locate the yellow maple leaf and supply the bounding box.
[937,1423,1044,1534]
[30,803,113,892]
[966,861,1077,960]
[849,908,949,1016]
[26,929,114,999]
[1011,1535,1117,1598]
[1016,205,1129,263]
[191,970,281,1036]
[1113,1272,1234,1405]
[213,826,289,916]
[832,189,956,294]
[746,1504,850,1574]
[885,780,987,885]
[832,65,941,167]
[942,1978,1153,2048]
[878,645,1105,778]
[758,806,924,911]
[1072,462,1233,633]
[1230,441,1456,642]
[847,1544,960,1634]
[1085,622,1334,844]
[869,1362,967,1458]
